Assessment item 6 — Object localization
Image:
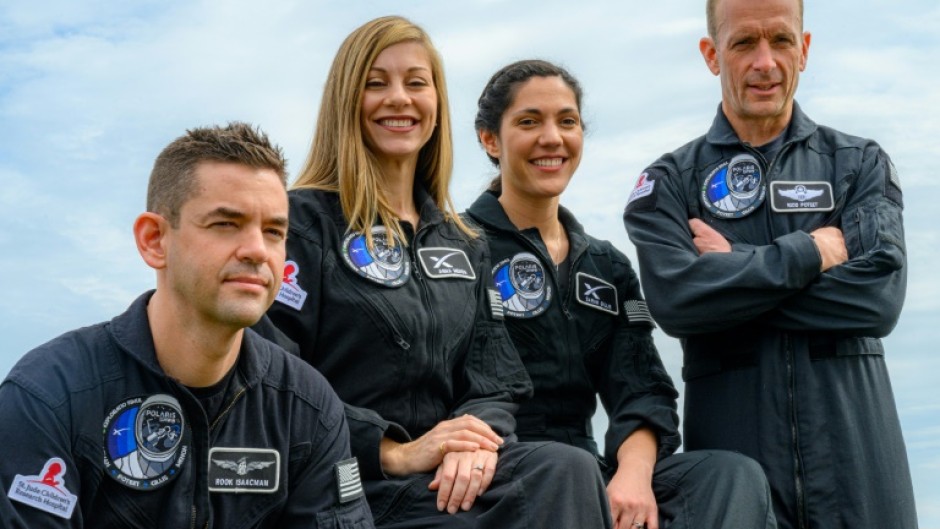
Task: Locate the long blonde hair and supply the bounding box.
[293,15,475,245]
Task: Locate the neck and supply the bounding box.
[498,187,567,264]
[147,289,242,388]
[724,102,792,147]
[378,156,419,227]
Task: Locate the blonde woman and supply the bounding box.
[261,17,610,528]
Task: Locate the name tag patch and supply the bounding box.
[770,181,834,213]
[417,247,476,280]
[575,272,618,315]
[7,458,77,519]
[276,260,309,310]
[208,448,280,494]
[335,458,364,503]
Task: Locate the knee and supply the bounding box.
[690,450,770,495]
[518,441,601,482]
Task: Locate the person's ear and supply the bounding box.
[134,212,170,270]
[700,37,721,76]
[799,31,812,71]
[479,129,501,161]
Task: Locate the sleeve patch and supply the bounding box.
[335,458,364,504]
[276,260,308,311]
[625,168,663,213]
[487,287,505,321]
[884,157,903,207]
[7,458,77,519]
[623,299,656,327]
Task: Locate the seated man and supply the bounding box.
[0,123,374,528]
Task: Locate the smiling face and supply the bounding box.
[480,75,583,202]
[161,161,288,330]
[360,41,438,165]
[700,0,810,142]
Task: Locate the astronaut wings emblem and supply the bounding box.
[207,447,280,494]
[212,457,276,476]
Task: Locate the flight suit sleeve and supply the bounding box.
[623,164,822,338]
[0,381,81,529]
[595,251,680,463]
[450,240,533,439]
[278,373,374,529]
[769,146,906,337]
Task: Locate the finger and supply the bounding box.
[439,439,481,457]
[451,415,503,445]
[428,463,443,491]
[461,461,485,510]
[447,460,473,514]
[478,462,496,496]
[436,458,458,512]
[646,506,659,529]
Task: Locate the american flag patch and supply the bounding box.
[335,458,363,504]
[623,300,655,327]
[487,288,504,320]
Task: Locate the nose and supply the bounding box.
[236,227,268,264]
[752,39,775,72]
[538,122,562,146]
[384,80,411,107]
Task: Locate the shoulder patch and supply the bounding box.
[208,447,280,494]
[492,252,552,319]
[417,247,476,280]
[276,260,309,311]
[487,287,505,321]
[625,169,661,213]
[335,457,364,504]
[623,299,656,327]
[575,272,619,315]
[884,156,903,207]
[7,458,78,519]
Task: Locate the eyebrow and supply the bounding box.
[512,107,579,116]
[368,66,432,74]
[200,207,288,227]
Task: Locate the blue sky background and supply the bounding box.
[2,1,938,524]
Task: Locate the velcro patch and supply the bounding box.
[625,169,660,213]
[623,299,655,327]
[335,458,364,504]
[417,247,476,280]
[575,272,618,315]
[884,157,903,207]
[487,288,505,321]
[208,448,280,494]
[276,260,308,311]
[769,181,834,213]
[7,458,77,519]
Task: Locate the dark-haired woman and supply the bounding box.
[466,59,778,529]
[259,19,612,529]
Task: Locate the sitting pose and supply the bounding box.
[466,59,777,529]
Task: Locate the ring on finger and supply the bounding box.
[440,441,446,456]
[633,523,644,528]
[472,465,485,471]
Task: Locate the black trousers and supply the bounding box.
[365,441,612,528]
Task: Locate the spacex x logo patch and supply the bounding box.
[417,247,476,280]
[576,272,618,315]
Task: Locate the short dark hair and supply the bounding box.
[706,0,804,40]
[475,59,584,168]
[147,122,287,226]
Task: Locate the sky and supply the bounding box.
[1,0,938,524]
